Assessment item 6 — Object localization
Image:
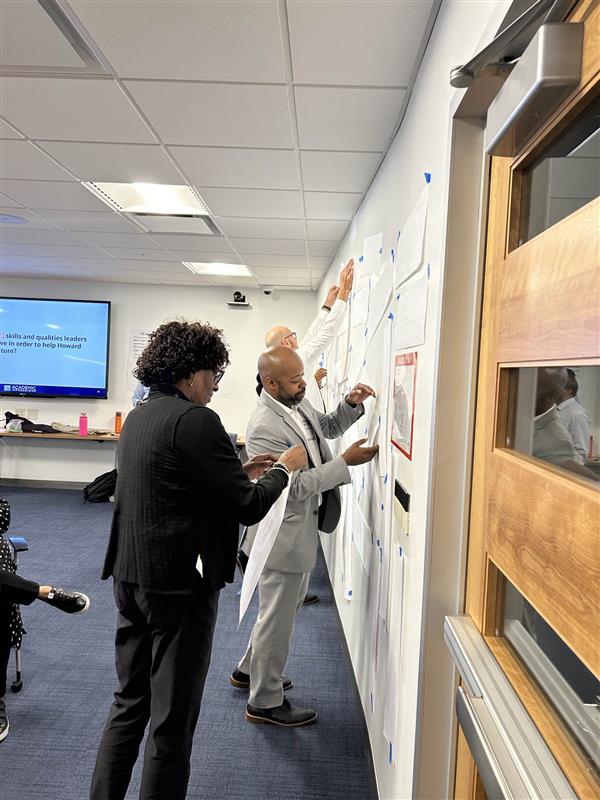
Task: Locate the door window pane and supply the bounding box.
[499,365,600,487]
[516,95,600,247]
[502,577,600,777]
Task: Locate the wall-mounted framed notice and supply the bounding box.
[391,351,417,459]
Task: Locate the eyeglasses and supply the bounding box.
[213,369,225,384]
[281,332,297,344]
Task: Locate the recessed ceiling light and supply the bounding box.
[0,214,28,224]
[182,262,252,277]
[82,182,208,216]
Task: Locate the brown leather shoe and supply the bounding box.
[302,592,319,605]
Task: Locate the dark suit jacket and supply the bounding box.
[102,384,287,591]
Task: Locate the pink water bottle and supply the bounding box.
[79,412,88,436]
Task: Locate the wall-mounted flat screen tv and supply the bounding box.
[0,297,111,399]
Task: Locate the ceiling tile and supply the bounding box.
[170,146,298,190]
[2,228,88,245]
[117,250,240,264]
[0,118,24,139]
[0,179,112,211]
[215,217,306,239]
[199,187,302,219]
[304,191,362,221]
[74,231,164,249]
[288,0,435,86]
[243,253,310,268]
[229,237,306,256]
[256,275,312,287]
[295,86,405,150]
[33,209,140,233]
[0,255,118,269]
[37,142,182,183]
[0,192,23,207]
[0,140,75,181]
[119,260,196,273]
[148,234,232,252]
[309,257,332,270]
[0,209,60,230]
[253,267,311,278]
[300,150,381,193]
[70,1,285,82]
[306,219,349,239]
[126,82,293,148]
[0,78,155,143]
[1,0,86,69]
[0,243,113,259]
[307,240,336,257]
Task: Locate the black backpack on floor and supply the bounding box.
[83,469,117,503]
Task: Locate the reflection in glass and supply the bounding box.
[503,579,600,777]
[519,95,600,246]
[505,365,600,486]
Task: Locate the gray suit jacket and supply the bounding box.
[245,391,364,573]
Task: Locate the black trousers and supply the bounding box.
[0,572,38,698]
[90,579,219,800]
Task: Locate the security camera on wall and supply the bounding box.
[227,290,250,308]
[263,287,274,296]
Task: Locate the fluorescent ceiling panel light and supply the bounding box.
[183,261,251,277]
[83,182,208,215]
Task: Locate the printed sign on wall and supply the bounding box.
[391,352,417,460]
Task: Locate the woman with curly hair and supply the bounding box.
[90,320,306,800]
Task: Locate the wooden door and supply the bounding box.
[455,1,600,797]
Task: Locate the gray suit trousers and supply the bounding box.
[238,568,310,708]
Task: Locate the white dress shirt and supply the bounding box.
[298,298,348,408]
[557,396,591,464]
[270,396,323,504]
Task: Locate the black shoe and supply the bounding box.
[0,699,9,742]
[236,550,249,576]
[302,592,319,605]
[230,668,293,691]
[42,587,90,614]
[245,697,317,727]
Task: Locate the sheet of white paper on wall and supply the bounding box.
[351,285,369,328]
[343,488,353,600]
[352,500,370,571]
[239,486,290,625]
[394,269,429,352]
[347,324,367,388]
[383,547,405,757]
[366,265,393,344]
[394,185,428,289]
[361,232,383,277]
[127,328,152,390]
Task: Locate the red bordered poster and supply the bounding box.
[391,352,417,459]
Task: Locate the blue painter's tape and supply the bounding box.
[388,312,394,320]
[397,230,400,241]
[370,693,374,712]
[427,263,431,278]
[384,473,388,483]
[424,172,431,183]
[359,255,364,262]
[396,292,400,300]
[399,546,403,556]
[389,742,393,763]
[378,247,383,254]
[381,503,384,511]
[391,248,395,262]
[348,589,353,597]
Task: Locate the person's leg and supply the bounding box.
[0,607,12,741]
[247,569,308,709]
[138,583,219,800]
[89,581,153,800]
[0,570,39,606]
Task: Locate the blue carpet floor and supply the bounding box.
[0,487,377,800]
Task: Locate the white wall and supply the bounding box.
[0,278,317,482]
[317,2,511,799]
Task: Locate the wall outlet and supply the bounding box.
[27,409,39,420]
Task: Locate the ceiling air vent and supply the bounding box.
[82,182,221,236]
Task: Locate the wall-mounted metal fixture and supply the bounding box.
[485,23,583,156]
[449,0,575,89]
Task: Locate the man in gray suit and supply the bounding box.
[232,346,378,727]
